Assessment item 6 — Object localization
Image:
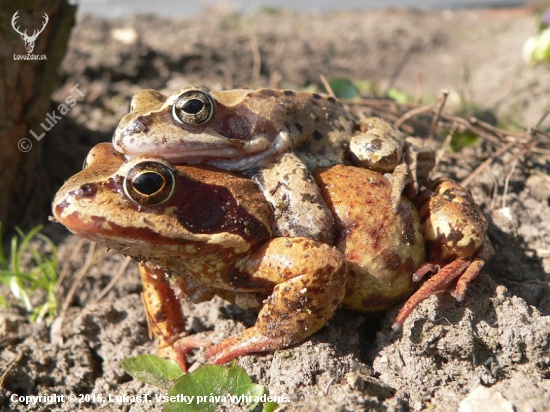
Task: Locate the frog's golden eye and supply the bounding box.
[172,89,214,126]
[124,162,177,206]
[127,94,139,113]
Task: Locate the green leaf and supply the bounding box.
[9,275,31,310]
[328,77,359,99]
[30,302,50,323]
[15,225,43,274]
[523,27,550,65]
[386,87,412,104]
[262,401,280,412]
[251,5,283,15]
[0,224,59,322]
[9,234,19,274]
[0,222,7,268]
[165,364,265,412]
[353,79,378,95]
[450,131,480,152]
[121,355,184,389]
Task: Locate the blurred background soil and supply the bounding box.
[1,5,550,411]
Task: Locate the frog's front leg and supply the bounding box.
[349,118,435,212]
[249,152,336,244]
[392,178,494,330]
[139,263,210,372]
[403,136,436,194]
[205,237,347,365]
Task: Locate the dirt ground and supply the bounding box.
[1,7,550,412]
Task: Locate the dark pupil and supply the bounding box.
[133,172,164,195]
[182,99,204,114]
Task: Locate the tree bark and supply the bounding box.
[0,0,76,238]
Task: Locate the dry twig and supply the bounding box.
[92,255,132,304]
[429,91,448,141]
[0,350,23,389]
[60,242,106,316]
[341,91,549,191]
[320,74,335,97]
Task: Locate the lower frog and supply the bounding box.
[52,143,490,370]
[112,87,435,242]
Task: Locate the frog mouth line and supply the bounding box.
[203,131,292,171]
[115,134,269,156]
[118,131,292,171]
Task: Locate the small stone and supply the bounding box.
[526,173,550,202]
[110,27,138,45]
[459,386,514,412]
[495,285,508,302]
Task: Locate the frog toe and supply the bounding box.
[158,336,211,372]
[392,258,470,330]
[204,327,279,365]
[451,238,494,302]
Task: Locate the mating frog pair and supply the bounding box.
[52,142,493,371]
[112,87,435,243]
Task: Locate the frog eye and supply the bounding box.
[128,94,139,113]
[124,161,177,206]
[172,89,214,126]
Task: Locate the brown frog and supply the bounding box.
[112,87,435,243]
[52,143,491,370]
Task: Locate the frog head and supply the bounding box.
[52,143,273,287]
[112,87,292,170]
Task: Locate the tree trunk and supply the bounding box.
[0,0,76,238]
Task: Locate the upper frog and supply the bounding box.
[112,87,434,242]
[112,86,357,170]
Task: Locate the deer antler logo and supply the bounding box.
[12,11,49,54]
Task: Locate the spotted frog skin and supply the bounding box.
[52,143,491,370]
[112,87,434,243]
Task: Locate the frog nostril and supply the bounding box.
[79,184,97,196]
[73,183,97,199]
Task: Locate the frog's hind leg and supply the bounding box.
[205,237,347,365]
[452,237,494,301]
[139,263,210,372]
[391,259,470,331]
[391,237,494,331]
